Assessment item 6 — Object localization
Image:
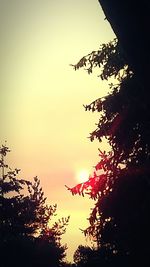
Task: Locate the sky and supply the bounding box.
[0,0,115,262]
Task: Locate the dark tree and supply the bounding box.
[98,0,150,90]
[67,38,150,266]
[73,244,121,267]
[0,144,69,267]
[73,245,93,266]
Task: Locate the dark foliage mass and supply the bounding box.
[0,144,70,267]
[68,38,150,266]
[98,0,150,91]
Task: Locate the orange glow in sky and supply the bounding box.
[0,0,115,262]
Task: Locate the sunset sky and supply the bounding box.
[0,0,115,262]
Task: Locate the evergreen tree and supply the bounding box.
[73,245,93,266]
[0,144,69,267]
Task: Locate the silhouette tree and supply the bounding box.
[0,144,69,267]
[73,245,93,266]
[73,244,124,267]
[67,38,150,266]
[98,0,150,90]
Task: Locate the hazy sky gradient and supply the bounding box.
[0,0,115,262]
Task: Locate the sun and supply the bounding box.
[76,169,90,183]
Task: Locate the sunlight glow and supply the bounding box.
[76,169,90,183]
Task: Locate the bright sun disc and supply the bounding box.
[76,169,89,183]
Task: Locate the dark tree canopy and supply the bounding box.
[73,245,94,266]
[98,0,150,90]
[67,36,150,266]
[0,144,69,267]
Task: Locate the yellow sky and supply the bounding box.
[0,0,115,262]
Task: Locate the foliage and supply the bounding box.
[73,244,128,267]
[73,245,93,266]
[0,144,69,267]
[68,38,150,266]
[70,38,130,80]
